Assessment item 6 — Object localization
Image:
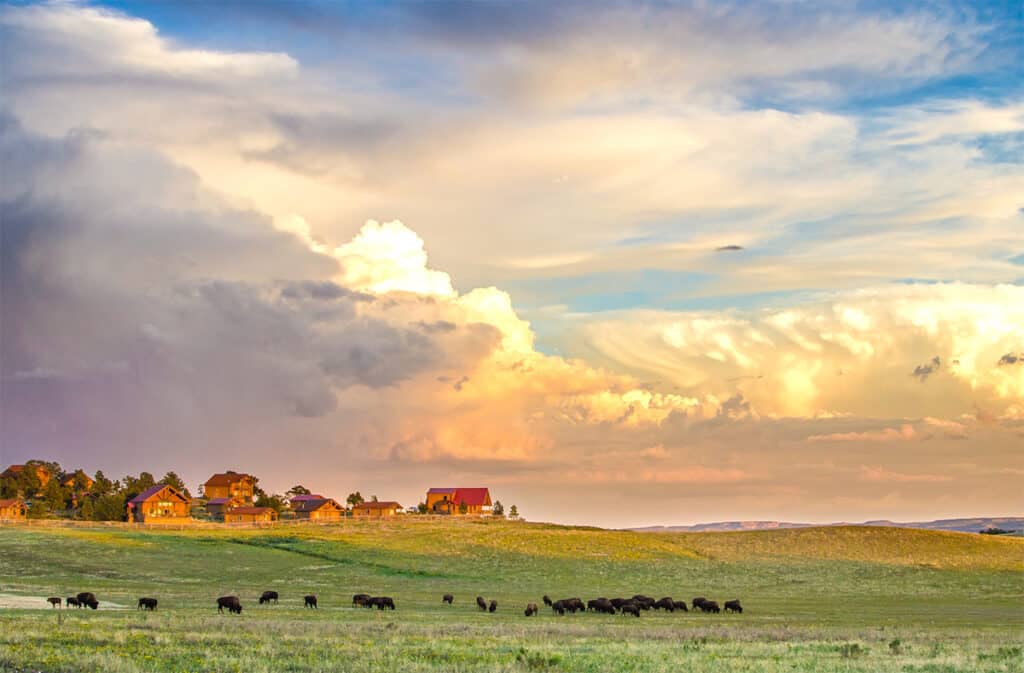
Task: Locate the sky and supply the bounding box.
[1,0,1022,528]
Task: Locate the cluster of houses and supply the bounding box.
[0,464,496,526]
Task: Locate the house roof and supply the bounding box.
[289,494,325,502]
[292,498,342,513]
[0,498,23,508]
[204,472,253,487]
[226,506,276,515]
[428,487,491,506]
[355,501,401,509]
[129,484,190,505]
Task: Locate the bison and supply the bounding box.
[632,595,655,610]
[551,599,567,615]
[619,601,641,617]
[488,599,497,613]
[542,595,552,607]
[352,593,371,607]
[692,597,708,611]
[589,598,615,614]
[564,597,584,613]
[476,596,488,611]
[524,602,538,617]
[724,599,742,613]
[258,590,279,605]
[654,597,675,612]
[610,598,629,610]
[304,595,318,609]
[369,596,395,610]
[47,597,61,608]
[673,599,688,612]
[76,592,98,610]
[217,596,242,614]
[442,593,454,605]
[65,597,80,608]
[137,597,158,611]
[700,600,721,613]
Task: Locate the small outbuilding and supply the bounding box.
[351,501,401,517]
[0,498,27,521]
[292,497,345,521]
[224,506,278,524]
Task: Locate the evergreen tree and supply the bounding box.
[492,500,504,516]
[160,471,190,497]
[509,505,519,519]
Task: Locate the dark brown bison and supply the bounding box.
[654,597,675,612]
[673,599,688,612]
[488,599,497,613]
[542,595,552,607]
[551,599,567,615]
[476,596,487,611]
[692,597,708,611]
[304,595,318,609]
[724,599,742,613]
[369,596,395,610]
[47,597,61,608]
[442,593,454,604]
[258,590,279,605]
[65,597,80,608]
[217,596,242,614]
[610,598,629,610]
[565,597,584,613]
[700,600,720,613]
[137,597,158,611]
[352,593,371,606]
[524,602,538,616]
[76,592,98,610]
[632,595,655,610]
[619,601,640,617]
[589,598,615,614]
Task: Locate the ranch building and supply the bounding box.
[351,501,401,517]
[127,484,192,524]
[1,464,52,488]
[0,498,27,521]
[203,471,256,504]
[59,470,95,490]
[292,497,345,521]
[224,506,278,524]
[425,488,491,515]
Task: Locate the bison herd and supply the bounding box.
[44,590,744,618]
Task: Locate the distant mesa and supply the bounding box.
[715,245,744,252]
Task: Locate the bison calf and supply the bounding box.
[442,593,454,605]
[47,597,61,608]
[542,595,552,607]
[65,597,80,608]
[137,597,158,611]
[619,601,641,617]
[304,595,318,609]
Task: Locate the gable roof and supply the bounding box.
[355,501,401,509]
[129,484,190,505]
[291,498,343,513]
[204,472,253,487]
[428,487,491,506]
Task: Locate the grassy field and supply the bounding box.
[0,518,1021,672]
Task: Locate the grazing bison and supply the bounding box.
[442,593,454,605]
[551,599,567,615]
[654,597,675,612]
[619,601,641,617]
[563,597,584,614]
[610,598,629,610]
[524,602,538,617]
[476,596,488,611]
[137,597,158,611]
[304,595,318,609]
[76,592,98,610]
[589,598,615,614]
[724,599,743,613]
[632,595,655,610]
[352,593,371,607]
[66,597,80,608]
[700,600,721,613]
[217,596,242,614]
[542,595,553,607]
[258,590,279,605]
[369,596,395,610]
[488,599,497,613]
[672,599,688,612]
[47,597,61,608]
[692,597,708,611]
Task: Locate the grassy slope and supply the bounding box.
[1,519,1022,673]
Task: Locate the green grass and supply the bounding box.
[1,518,1022,672]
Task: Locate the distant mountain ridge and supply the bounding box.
[629,517,1024,534]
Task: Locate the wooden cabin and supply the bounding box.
[291,497,345,521]
[351,501,401,517]
[127,484,192,524]
[203,472,256,504]
[426,488,491,515]
[224,506,278,524]
[59,470,95,491]
[1,464,51,488]
[205,497,235,520]
[0,498,27,521]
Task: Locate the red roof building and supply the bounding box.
[425,488,491,515]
